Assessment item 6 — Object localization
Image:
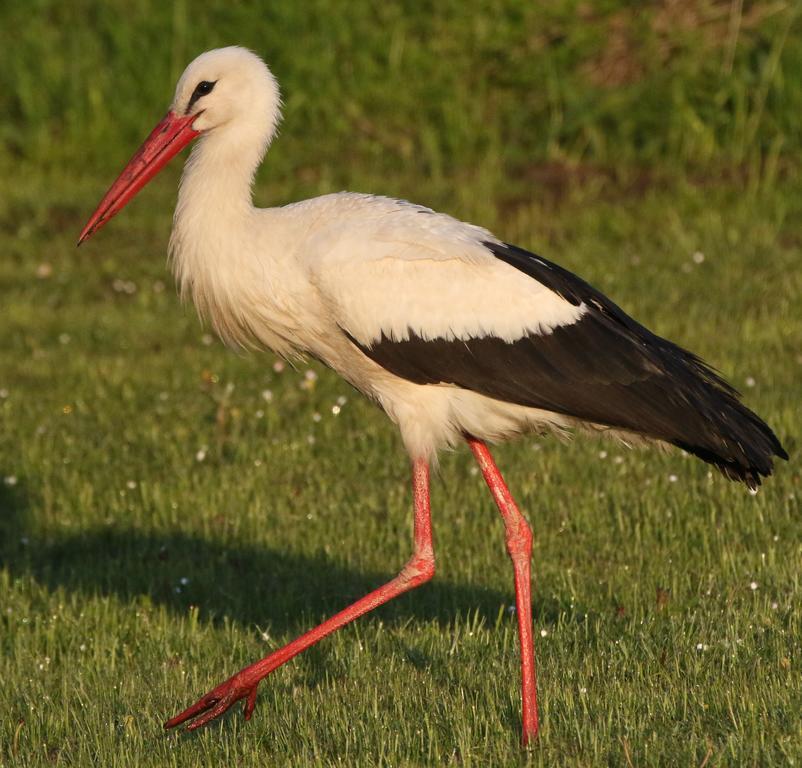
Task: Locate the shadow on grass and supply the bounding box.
[0,482,570,638]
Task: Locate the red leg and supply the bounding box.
[468,439,539,745]
[164,459,435,731]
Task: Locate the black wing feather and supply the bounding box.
[348,241,787,488]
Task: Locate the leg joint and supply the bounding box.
[399,547,435,587]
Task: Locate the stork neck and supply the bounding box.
[176,133,263,223]
[169,126,271,319]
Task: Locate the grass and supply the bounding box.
[1,1,801,765]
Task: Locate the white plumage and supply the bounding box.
[79,46,785,743]
[176,189,586,457]
[164,49,589,461]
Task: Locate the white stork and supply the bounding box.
[79,47,787,744]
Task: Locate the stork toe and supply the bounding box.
[164,673,261,731]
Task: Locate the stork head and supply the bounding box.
[171,46,281,138]
[78,47,281,245]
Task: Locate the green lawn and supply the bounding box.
[1,2,800,766]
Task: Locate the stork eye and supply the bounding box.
[194,80,215,97]
[187,80,216,111]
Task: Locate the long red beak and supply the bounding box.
[78,111,200,245]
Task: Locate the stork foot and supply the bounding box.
[163,671,261,731]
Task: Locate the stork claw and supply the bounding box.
[164,673,261,731]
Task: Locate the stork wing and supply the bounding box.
[310,216,785,487]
